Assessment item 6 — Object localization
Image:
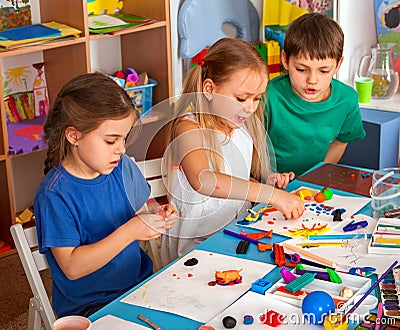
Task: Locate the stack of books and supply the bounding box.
[88,13,155,34]
[0,22,82,50]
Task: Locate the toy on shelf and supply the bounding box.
[16,207,33,224]
[266,40,281,79]
[0,239,12,253]
[108,68,157,117]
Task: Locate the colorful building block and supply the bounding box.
[251,278,272,294]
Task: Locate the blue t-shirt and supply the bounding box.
[34,155,152,317]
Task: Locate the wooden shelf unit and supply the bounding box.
[0,0,172,257]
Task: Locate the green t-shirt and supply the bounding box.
[265,74,366,176]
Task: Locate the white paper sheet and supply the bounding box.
[88,14,128,29]
[121,249,275,323]
[205,291,321,329]
[282,214,399,274]
[92,315,149,330]
[237,187,370,237]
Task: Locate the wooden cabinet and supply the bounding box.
[0,0,172,257]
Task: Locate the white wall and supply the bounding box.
[337,0,377,86]
[170,0,378,94]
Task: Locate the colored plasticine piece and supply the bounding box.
[294,268,342,284]
[322,187,333,200]
[243,315,254,325]
[383,208,400,218]
[285,272,316,293]
[275,286,307,300]
[280,267,297,283]
[314,192,326,203]
[296,188,314,201]
[184,257,198,266]
[214,269,243,285]
[343,220,368,232]
[245,207,268,221]
[257,242,272,252]
[272,244,296,268]
[223,229,272,252]
[236,240,250,254]
[295,263,342,283]
[251,278,272,294]
[245,229,273,240]
[222,316,236,329]
[273,243,286,267]
[333,209,343,221]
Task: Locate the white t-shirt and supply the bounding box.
[161,116,253,265]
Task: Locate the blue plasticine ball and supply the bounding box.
[301,291,335,325]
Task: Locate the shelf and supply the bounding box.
[0,248,16,258]
[0,37,87,58]
[360,92,400,113]
[0,0,172,258]
[10,148,46,159]
[89,21,167,40]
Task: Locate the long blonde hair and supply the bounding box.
[166,38,270,182]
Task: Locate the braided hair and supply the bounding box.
[43,73,137,174]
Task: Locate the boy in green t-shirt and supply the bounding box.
[265,13,366,177]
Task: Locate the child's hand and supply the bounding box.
[270,189,305,219]
[133,213,167,240]
[267,172,295,189]
[158,204,178,230]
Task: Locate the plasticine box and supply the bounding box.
[264,266,371,313]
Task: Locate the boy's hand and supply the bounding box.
[267,172,295,189]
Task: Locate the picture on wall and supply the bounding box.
[0,0,31,30]
[374,0,400,83]
[3,62,49,154]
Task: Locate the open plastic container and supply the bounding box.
[124,78,157,117]
[264,266,371,313]
[370,167,400,219]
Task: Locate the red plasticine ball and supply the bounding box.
[314,192,326,203]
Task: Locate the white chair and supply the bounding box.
[135,157,167,272]
[10,223,56,330]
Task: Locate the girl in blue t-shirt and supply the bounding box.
[34,73,177,317]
